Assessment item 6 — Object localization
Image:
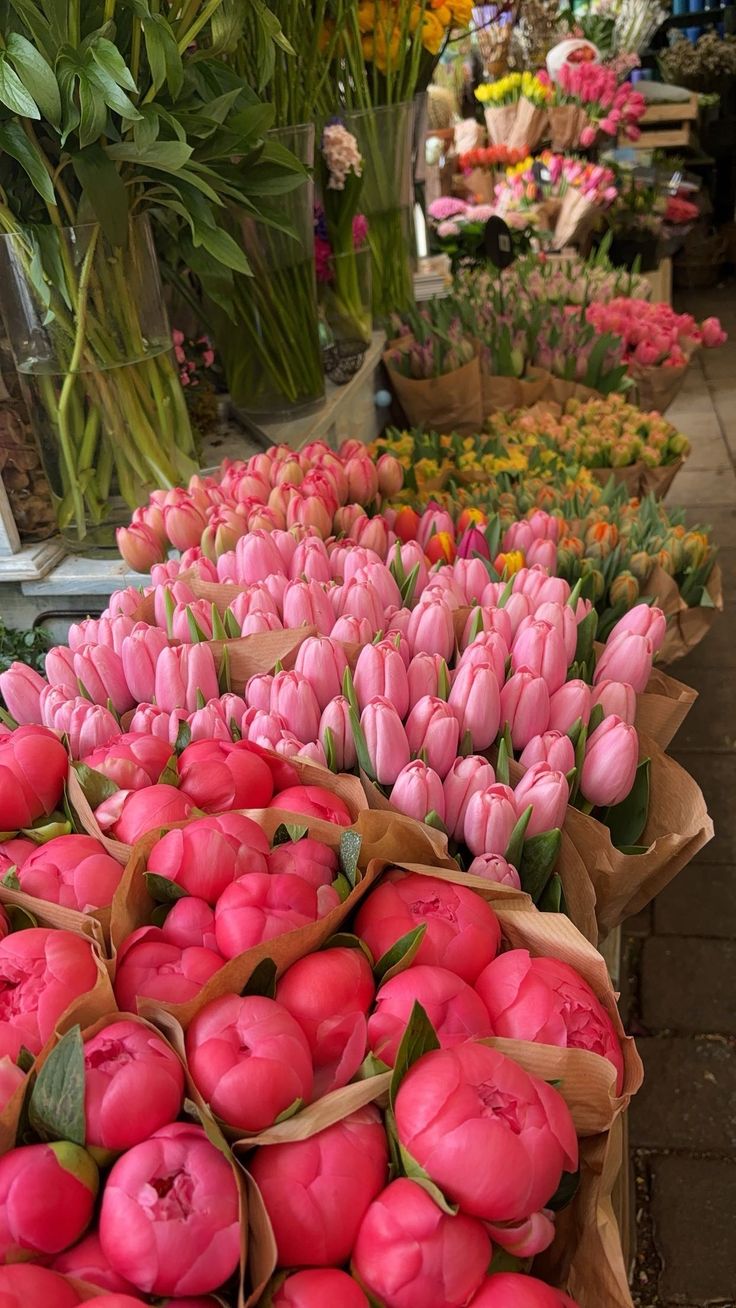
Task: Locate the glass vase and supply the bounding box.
[343,102,416,321]
[219,124,325,420]
[319,246,373,347]
[0,215,195,547]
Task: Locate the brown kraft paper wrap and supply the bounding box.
[383,348,483,435]
[508,100,548,151]
[0,880,109,954]
[636,666,698,749]
[479,367,551,418]
[548,105,590,152]
[641,562,723,666]
[552,190,597,250]
[588,457,685,500]
[631,359,689,413]
[484,103,517,145]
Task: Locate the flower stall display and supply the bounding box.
[383,305,483,432]
[428,196,538,270]
[549,62,646,150]
[475,72,553,150]
[494,243,652,305]
[492,153,619,250]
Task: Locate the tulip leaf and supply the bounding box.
[588,703,605,734]
[332,872,352,902]
[617,843,649,855]
[0,707,18,730]
[29,1025,86,1146]
[546,1165,580,1212]
[323,725,337,773]
[6,904,38,932]
[210,604,228,642]
[498,576,515,607]
[566,716,584,747]
[459,729,473,758]
[489,1248,530,1275]
[16,1045,35,1073]
[390,541,406,587]
[195,687,207,710]
[1,867,20,890]
[574,609,597,667]
[567,577,584,610]
[398,1140,459,1215]
[424,809,448,835]
[342,666,359,715]
[389,1000,439,1109]
[467,605,484,644]
[174,720,192,754]
[602,758,650,848]
[144,872,189,903]
[186,604,208,644]
[519,828,561,902]
[228,716,242,743]
[485,515,502,560]
[537,872,565,914]
[349,706,375,783]
[437,659,450,702]
[71,762,120,809]
[224,607,241,639]
[272,822,309,847]
[496,736,510,786]
[504,805,532,869]
[241,957,277,999]
[400,562,420,607]
[339,830,361,888]
[374,924,427,985]
[76,675,93,702]
[217,643,231,694]
[163,584,176,639]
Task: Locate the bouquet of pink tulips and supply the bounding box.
[551,63,646,149]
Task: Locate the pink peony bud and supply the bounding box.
[82,1019,185,1152]
[448,662,501,752]
[0,724,68,831]
[395,1043,578,1221]
[96,784,196,845]
[593,631,653,695]
[113,926,223,1011]
[82,731,173,791]
[177,738,274,812]
[547,679,592,734]
[214,871,330,958]
[162,896,218,951]
[0,662,45,725]
[520,731,575,774]
[294,637,348,712]
[319,696,357,771]
[390,759,445,825]
[0,1140,98,1259]
[273,1269,369,1307]
[467,853,521,887]
[147,812,269,904]
[0,1265,83,1306]
[512,762,569,837]
[267,783,353,826]
[405,695,460,780]
[468,1273,580,1306]
[15,833,124,913]
[52,1229,137,1293]
[608,604,666,654]
[500,670,550,750]
[442,755,495,842]
[512,619,568,695]
[0,927,99,1059]
[99,1121,240,1295]
[368,964,492,1066]
[591,679,636,724]
[186,994,313,1132]
[353,1178,491,1308]
[360,697,411,786]
[580,714,639,808]
[355,870,500,984]
[275,945,374,1094]
[464,785,518,858]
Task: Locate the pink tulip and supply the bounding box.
[608,604,666,653]
[520,731,575,774]
[353,1178,491,1308]
[580,715,639,808]
[52,1229,138,1293]
[68,614,136,654]
[377,452,404,496]
[83,1019,185,1151]
[83,732,173,791]
[464,785,518,858]
[96,784,196,845]
[177,738,274,812]
[442,755,495,842]
[105,585,145,619]
[331,614,373,644]
[0,927,99,1059]
[369,965,493,1066]
[531,602,578,664]
[467,853,521,888]
[461,606,512,653]
[449,662,501,751]
[512,620,568,695]
[162,896,218,951]
[418,506,454,550]
[468,1273,580,1306]
[287,489,333,537]
[153,580,195,630]
[0,1058,24,1113]
[406,652,444,709]
[458,629,509,685]
[337,577,385,630]
[268,783,352,826]
[113,926,223,1011]
[391,759,445,825]
[500,670,550,749]
[246,672,275,713]
[526,538,557,570]
[345,455,379,503]
[290,538,332,583]
[354,870,501,984]
[356,516,390,558]
[45,644,78,693]
[153,645,219,712]
[43,694,121,759]
[171,599,214,644]
[548,680,592,734]
[163,499,207,551]
[0,662,45,725]
[591,679,636,725]
[230,585,280,625]
[512,762,569,837]
[214,871,332,957]
[294,637,348,712]
[99,1121,240,1295]
[593,631,653,695]
[406,599,455,662]
[476,949,624,1092]
[0,724,68,831]
[405,695,460,780]
[186,994,313,1131]
[319,696,357,771]
[282,579,335,633]
[395,1043,578,1221]
[270,670,321,744]
[0,1140,98,1258]
[360,697,411,785]
[186,703,232,740]
[273,1269,369,1307]
[16,833,124,913]
[116,522,165,572]
[0,1265,82,1306]
[354,642,410,719]
[275,946,374,1095]
[251,1106,387,1266]
[502,591,532,638]
[147,812,269,904]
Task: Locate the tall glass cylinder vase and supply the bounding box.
[343,102,416,321]
[219,124,324,420]
[0,215,195,547]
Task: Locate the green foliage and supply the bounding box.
[0,618,51,677]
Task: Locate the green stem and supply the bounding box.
[56,228,99,538]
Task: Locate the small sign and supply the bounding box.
[483,216,515,269]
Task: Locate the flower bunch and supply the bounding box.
[427,198,534,268]
[586,299,727,370]
[489,394,690,471]
[660,31,736,83]
[476,72,551,107]
[322,122,363,191]
[356,0,473,73]
[386,305,476,379]
[458,145,531,171]
[314,205,369,285]
[172,330,216,389]
[665,194,699,227]
[555,62,646,142]
[492,247,651,305]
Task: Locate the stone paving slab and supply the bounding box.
[647,1155,736,1305]
[655,864,736,939]
[670,753,736,865]
[641,937,736,1035]
[629,1037,736,1153]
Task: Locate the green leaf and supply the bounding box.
[374,924,427,984]
[323,725,336,772]
[6,904,38,931]
[398,1138,460,1214]
[196,222,250,274]
[603,758,650,848]
[519,828,562,902]
[389,1001,440,1109]
[322,933,374,963]
[588,703,604,734]
[546,1165,580,1212]
[272,822,309,847]
[339,830,361,889]
[537,872,564,913]
[1,867,20,890]
[0,50,40,117]
[400,563,420,607]
[16,1045,35,1073]
[107,140,192,170]
[174,720,192,754]
[274,1097,303,1125]
[496,736,510,786]
[437,659,450,702]
[71,761,119,809]
[28,1026,86,1145]
[241,957,277,998]
[22,816,71,843]
[0,121,55,206]
[5,34,61,127]
[355,1051,391,1080]
[143,13,183,98]
[349,705,375,783]
[574,609,597,667]
[89,36,138,94]
[504,805,532,869]
[72,145,129,246]
[144,873,188,903]
[332,872,352,902]
[78,75,108,148]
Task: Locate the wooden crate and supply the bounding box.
[619,94,699,150]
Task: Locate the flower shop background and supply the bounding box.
[0,2,734,1308]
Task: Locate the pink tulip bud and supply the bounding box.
[177,739,274,812]
[418,506,454,550]
[275,947,374,1095]
[458,629,509,685]
[41,695,121,760]
[334,504,367,536]
[468,1272,580,1306]
[0,1265,86,1306]
[267,783,352,826]
[171,599,214,643]
[512,564,550,601]
[457,525,491,563]
[0,662,45,725]
[405,695,460,779]
[512,762,569,837]
[449,662,501,751]
[548,679,592,733]
[500,670,550,749]
[391,759,445,824]
[355,870,501,984]
[82,1019,185,1152]
[270,670,321,744]
[0,1140,98,1259]
[407,652,446,710]
[376,452,404,496]
[162,499,207,551]
[230,585,280,626]
[154,644,219,713]
[608,604,666,653]
[593,631,653,695]
[355,515,389,557]
[273,1269,369,1307]
[369,964,492,1066]
[476,949,624,1092]
[68,614,137,654]
[99,1122,240,1295]
[15,833,124,912]
[71,644,132,714]
[443,755,496,842]
[354,641,410,719]
[395,1043,578,1221]
[319,696,357,771]
[467,853,521,887]
[580,714,639,807]
[153,581,196,630]
[525,538,557,570]
[294,637,348,712]
[289,537,332,583]
[105,585,145,619]
[0,927,99,1060]
[520,730,575,774]
[407,599,455,662]
[591,679,636,724]
[96,784,196,846]
[162,896,218,951]
[360,697,411,785]
[186,704,231,740]
[147,812,269,903]
[345,455,379,504]
[45,643,81,693]
[120,626,170,704]
[113,925,223,1010]
[463,784,518,858]
[116,522,165,572]
[186,994,313,1132]
[353,1178,491,1308]
[337,577,385,630]
[512,620,568,695]
[353,559,401,609]
[234,530,285,584]
[52,1229,138,1293]
[531,602,578,664]
[246,672,275,712]
[330,614,374,644]
[502,591,532,638]
[127,702,176,742]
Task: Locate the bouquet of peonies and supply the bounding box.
[476,71,553,150]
